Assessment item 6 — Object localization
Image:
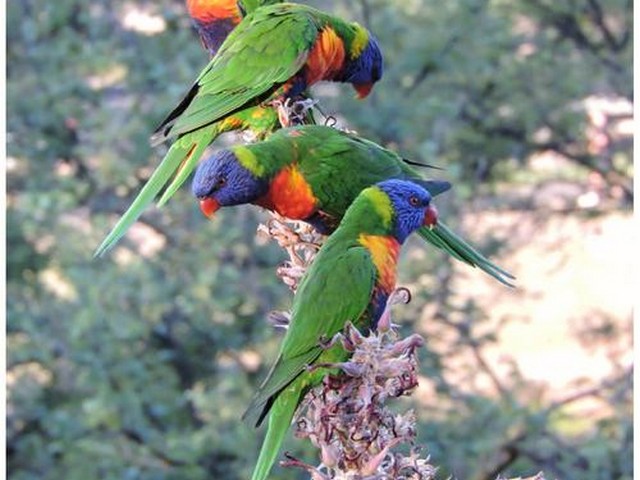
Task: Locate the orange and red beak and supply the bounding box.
[424,205,438,228]
[199,197,220,218]
[354,82,374,99]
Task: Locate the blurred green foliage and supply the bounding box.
[7,1,632,479]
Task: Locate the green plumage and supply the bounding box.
[93,107,280,257]
[219,125,515,286]
[95,2,372,256]
[239,0,282,14]
[152,3,365,143]
[244,186,397,480]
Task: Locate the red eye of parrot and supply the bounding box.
[409,195,419,206]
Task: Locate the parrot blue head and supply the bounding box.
[376,179,438,243]
[192,149,269,217]
[343,31,383,99]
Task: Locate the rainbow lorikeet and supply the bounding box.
[94,3,382,257]
[244,179,439,480]
[185,0,282,57]
[191,125,515,286]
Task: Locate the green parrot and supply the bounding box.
[244,179,439,480]
[191,125,515,286]
[94,3,383,257]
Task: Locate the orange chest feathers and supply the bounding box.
[358,234,401,294]
[305,27,347,85]
[258,165,318,219]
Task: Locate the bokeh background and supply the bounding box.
[6,1,633,479]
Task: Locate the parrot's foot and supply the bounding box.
[340,322,365,352]
[291,98,318,124]
[273,97,319,127]
[316,330,346,351]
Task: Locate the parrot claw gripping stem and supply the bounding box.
[342,322,365,351]
[291,98,319,123]
[272,97,319,127]
[316,331,344,350]
[319,113,359,135]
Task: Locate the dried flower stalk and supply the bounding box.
[286,325,436,480]
[257,212,324,292]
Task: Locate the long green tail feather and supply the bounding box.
[250,388,300,480]
[156,137,212,206]
[94,127,219,257]
[244,350,320,427]
[417,222,516,287]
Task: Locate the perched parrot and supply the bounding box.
[244,179,439,480]
[94,3,382,257]
[185,0,282,57]
[191,125,515,286]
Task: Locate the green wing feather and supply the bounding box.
[94,124,219,257]
[293,128,447,217]
[244,242,376,421]
[418,222,515,286]
[245,242,376,480]
[279,127,515,285]
[152,5,319,143]
[282,244,377,360]
[249,340,349,480]
[239,0,283,15]
[155,126,220,207]
[249,384,300,480]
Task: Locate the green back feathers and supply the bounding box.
[232,127,514,285]
[239,0,283,15]
[153,3,320,142]
[250,125,427,213]
[230,132,299,178]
